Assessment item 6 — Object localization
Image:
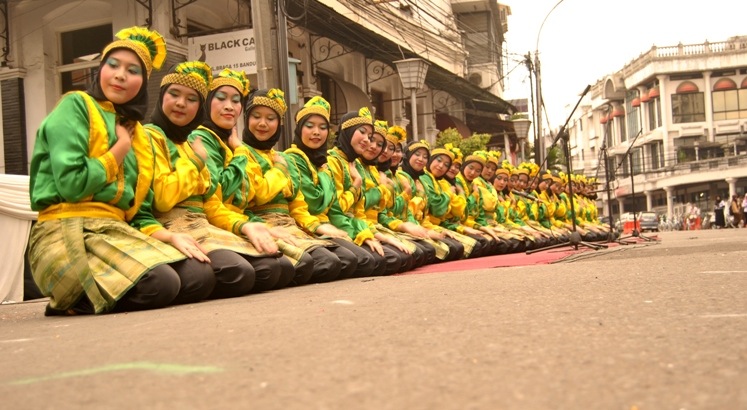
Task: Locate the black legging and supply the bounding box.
[332,238,377,279]
[278,251,314,288]
[114,258,214,313]
[306,246,343,283]
[206,250,256,299]
[411,239,436,268]
[440,236,465,261]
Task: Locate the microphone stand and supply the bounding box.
[599,113,618,242]
[527,85,607,254]
[616,129,658,243]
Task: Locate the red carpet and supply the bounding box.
[400,239,645,275]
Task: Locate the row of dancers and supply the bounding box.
[28,26,608,316]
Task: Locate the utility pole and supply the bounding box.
[534,52,544,167]
[250,0,292,149]
[251,0,279,89]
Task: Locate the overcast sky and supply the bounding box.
[502,0,746,132]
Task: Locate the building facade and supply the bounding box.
[0,0,521,175]
[564,36,747,221]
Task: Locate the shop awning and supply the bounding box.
[436,113,471,138]
[286,0,515,115]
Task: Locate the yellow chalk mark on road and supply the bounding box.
[8,361,223,386]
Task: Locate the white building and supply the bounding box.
[564,36,747,221]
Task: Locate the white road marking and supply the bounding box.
[701,270,747,274]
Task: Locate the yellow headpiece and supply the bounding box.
[386,125,407,146]
[102,26,166,78]
[374,120,389,137]
[341,106,374,130]
[431,143,457,162]
[542,170,561,184]
[161,61,212,99]
[497,159,512,176]
[486,150,501,166]
[446,143,463,164]
[295,96,331,123]
[211,68,250,96]
[406,139,431,154]
[464,150,487,167]
[248,88,287,117]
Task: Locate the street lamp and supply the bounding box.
[394,58,430,142]
[512,117,531,162]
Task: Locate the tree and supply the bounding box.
[434,128,461,148]
[459,133,490,157]
[546,144,566,172]
[434,128,489,157]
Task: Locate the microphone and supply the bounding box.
[512,189,539,201]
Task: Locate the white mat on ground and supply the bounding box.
[0,174,36,303]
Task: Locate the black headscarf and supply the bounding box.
[293,112,329,169]
[242,89,284,151]
[401,142,429,180]
[149,69,206,144]
[200,88,236,142]
[333,111,364,161]
[86,48,149,122]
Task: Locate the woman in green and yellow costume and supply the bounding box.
[29,27,211,315]
[514,162,555,234]
[397,140,465,261]
[453,151,509,255]
[352,119,419,272]
[284,96,377,279]
[493,162,547,251]
[471,150,525,253]
[557,171,595,240]
[189,69,302,291]
[562,173,606,241]
[376,125,441,264]
[436,144,504,257]
[327,108,405,275]
[472,150,501,225]
[537,170,572,239]
[144,60,287,300]
[244,88,361,284]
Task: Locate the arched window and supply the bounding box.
[712,78,741,120]
[672,81,705,123]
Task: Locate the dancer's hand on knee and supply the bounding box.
[268,226,300,247]
[364,238,384,256]
[243,223,280,255]
[171,233,211,263]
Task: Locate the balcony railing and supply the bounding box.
[621,37,747,78]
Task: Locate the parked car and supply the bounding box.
[638,211,659,232]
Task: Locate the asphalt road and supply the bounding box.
[1,229,746,410]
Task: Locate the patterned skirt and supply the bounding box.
[28,218,185,314]
[156,207,266,257]
[433,225,478,257]
[256,212,336,265]
[378,225,450,261]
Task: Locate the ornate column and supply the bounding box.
[726,177,737,199]
[644,190,653,211]
[664,186,674,221]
